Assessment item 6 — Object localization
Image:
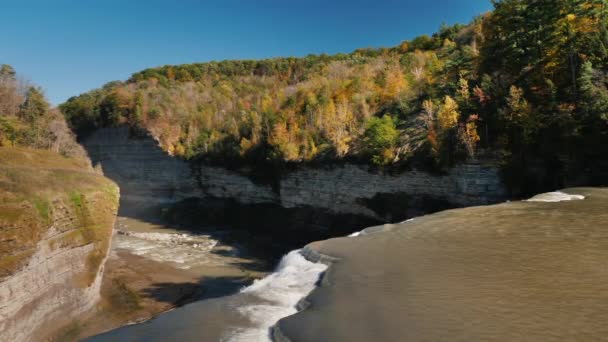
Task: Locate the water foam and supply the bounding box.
[113,230,223,269]
[349,218,415,237]
[526,191,585,202]
[224,250,328,342]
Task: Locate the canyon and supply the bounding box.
[76,126,510,341]
[82,127,508,233]
[1,127,603,342]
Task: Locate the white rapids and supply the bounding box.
[113,230,225,269]
[223,250,328,342]
[526,191,585,202]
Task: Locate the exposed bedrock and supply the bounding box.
[0,148,120,342]
[82,127,507,234]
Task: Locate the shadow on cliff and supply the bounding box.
[116,195,382,268]
[80,127,452,267]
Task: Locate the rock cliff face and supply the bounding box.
[83,127,506,223]
[0,148,119,342]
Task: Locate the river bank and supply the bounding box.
[79,188,608,341]
[57,216,272,341]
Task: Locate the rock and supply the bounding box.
[0,148,120,342]
[82,127,508,223]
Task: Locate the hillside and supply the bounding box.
[0,67,120,340]
[0,147,117,279]
[0,147,119,341]
[0,64,87,160]
[61,0,608,194]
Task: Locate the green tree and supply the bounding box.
[579,61,608,124]
[0,64,16,80]
[19,87,49,122]
[362,115,399,165]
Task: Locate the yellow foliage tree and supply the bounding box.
[458,115,481,158]
[382,64,407,101]
[437,96,460,131]
[269,119,300,161]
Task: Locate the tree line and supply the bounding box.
[60,0,608,183]
[0,64,85,158]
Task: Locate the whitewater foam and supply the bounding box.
[223,250,328,342]
[349,218,415,237]
[113,230,225,269]
[526,191,585,202]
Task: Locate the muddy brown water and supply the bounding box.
[277,187,608,341]
[89,188,608,342]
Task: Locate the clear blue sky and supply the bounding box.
[1,0,492,105]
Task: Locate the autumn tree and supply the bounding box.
[57,3,608,174]
[458,114,481,158]
[437,95,460,131]
[0,64,21,117]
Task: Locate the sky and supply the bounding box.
[1,0,492,105]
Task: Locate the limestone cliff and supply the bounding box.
[83,127,506,224]
[0,148,120,342]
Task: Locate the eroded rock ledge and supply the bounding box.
[82,127,507,229]
[0,148,120,341]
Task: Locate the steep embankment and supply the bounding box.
[82,127,507,234]
[0,147,119,341]
[273,188,608,342]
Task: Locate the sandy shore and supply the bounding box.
[275,188,608,341]
[53,248,261,341]
[50,215,269,341]
[53,250,200,340]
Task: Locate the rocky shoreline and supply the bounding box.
[72,215,272,341]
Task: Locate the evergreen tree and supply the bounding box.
[19,87,49,122]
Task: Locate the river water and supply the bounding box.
[87,213,328,342]
[89,245,326,342]
[89,189,605,341]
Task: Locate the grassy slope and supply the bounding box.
[0,147,119,284]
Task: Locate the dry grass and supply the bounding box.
[0,147,119,281]
[0,146,91,171]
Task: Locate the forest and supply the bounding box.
[54,1,608,187]
[0,65,85,158]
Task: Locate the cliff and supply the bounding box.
[0,147,119,341]
[82,127,506,240]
